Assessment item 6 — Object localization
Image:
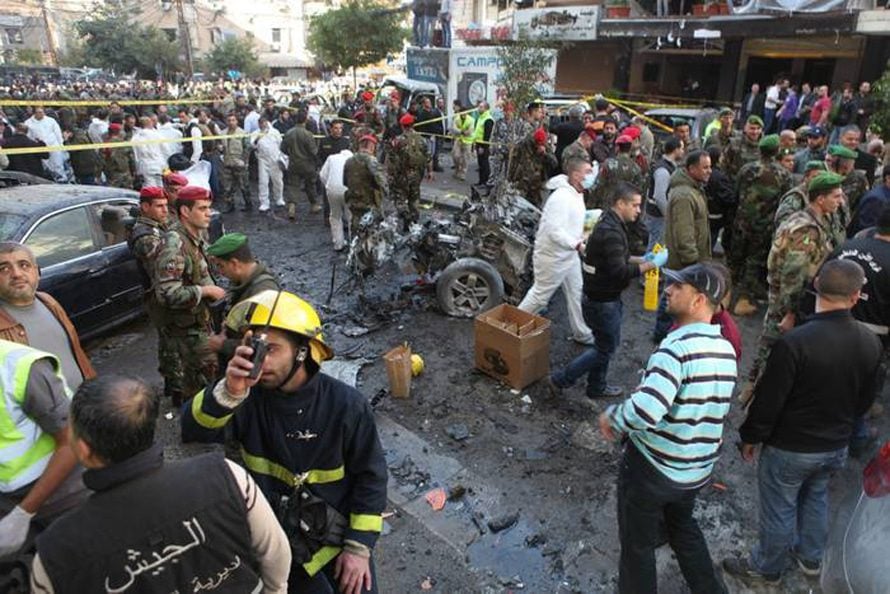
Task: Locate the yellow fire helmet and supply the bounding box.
[229,290,334,364]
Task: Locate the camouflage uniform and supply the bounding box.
[344,151,388,231]
[721,134,761,183]
[843,169,870,217]
[351,107,385,150]
[506,133,557,208]
[775,183,847,246]
[490,118,533,189]
[102,138,135,189]
[221,128,250,208]
[129,215,183,400]
[703,129,740,153]
[592,153,648,253]
[218,263,281,365]
[728,158,794,300]
[748,206,835,386]
[155,221,219,402]
[560,139,591,172]
[388,128,429,226]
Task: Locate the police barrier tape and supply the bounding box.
[606,97,675,134]
[0,98,219,107]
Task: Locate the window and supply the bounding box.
[162,28,178,42]
[25,208,97,268]
[272,28,281,43]
[91,201,135,247]
[4,28,23,45]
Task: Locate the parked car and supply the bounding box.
[0,182,223,340]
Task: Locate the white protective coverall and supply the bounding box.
[131,127,165,188]
[517,174,593,343]
[24,114,68,182]
[319,148,354,250]
[252,126,284,211]
[156,122,184,164]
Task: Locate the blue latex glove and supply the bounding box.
[651,249,669,268]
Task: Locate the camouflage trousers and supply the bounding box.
[286,166,319,206]
[391,176,422,226]
[106,173,133,189]
[727,223,771,300]
[748,306,783,387]
[145,298,183,396]
[162,326,219,404]
[221,164,250,206]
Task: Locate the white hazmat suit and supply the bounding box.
[252,125,284,211]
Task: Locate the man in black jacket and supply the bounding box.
[723,259,883,586]
[5,123,48,179]
[549,182,668,399]
[705,145,736,251]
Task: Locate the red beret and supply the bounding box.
[390,90,401,100]
[623,126,641,140]
[399,114,415,127]
[163,172,188,187]
[616,134,633,145]
[139,186,165,201]
[359,134,378,145]
[583,124,598,139]
[176,185,211,202]
[108,123,122,133]
[361,91,375,102]
[533,127,548,146]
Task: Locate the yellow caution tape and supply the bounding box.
[0,131,258,156]
[606,97,674,134]
[0,98,219,107]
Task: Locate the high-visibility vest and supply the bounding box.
[473,111,493,145]
[0,340,67,492]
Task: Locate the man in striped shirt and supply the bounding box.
[599,263,737,594]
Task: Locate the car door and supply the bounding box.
[88,199,144,324]
[22,205,109,335]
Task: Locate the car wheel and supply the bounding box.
[436,258,504,318]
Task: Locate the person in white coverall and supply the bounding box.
[518,158,597,345]
[319,147,354,251]
[131,117,165,188]
[24,107,68,182]
[252,117,284,212]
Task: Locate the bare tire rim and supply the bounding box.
[449,272,491,314]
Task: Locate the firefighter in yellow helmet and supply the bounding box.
[182,290,387,593]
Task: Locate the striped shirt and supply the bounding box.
[606,322,737,486]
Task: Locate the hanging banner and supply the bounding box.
[513,6,600,41]
[733,0,847,14]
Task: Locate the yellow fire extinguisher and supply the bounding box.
[643,243,663,311]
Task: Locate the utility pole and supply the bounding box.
[175,0,194,76]
[40,0,59,66]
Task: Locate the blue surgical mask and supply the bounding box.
[581,172,596,190]
[491,108,504,121]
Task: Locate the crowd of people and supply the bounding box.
[0,72,888,593]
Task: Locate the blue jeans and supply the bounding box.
[763,108,777,133]
[751,445,847,575]
[552,298,622,396]
[646,214,665,252]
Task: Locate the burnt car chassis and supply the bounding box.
[345,183,542,317]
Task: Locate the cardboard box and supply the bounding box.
[474,304,551,390]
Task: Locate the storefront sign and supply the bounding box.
[513,6,600,41]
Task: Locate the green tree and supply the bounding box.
[870,65,890,139]
[307,0,407,83]
[496,36,558,110]
[204,36,263,78]
[14,48,44,65]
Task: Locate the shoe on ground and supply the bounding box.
[733,297,758,316]
[287,203,296,220]
[258,206,270,213]
[546,376,563,398]
[310,204,322,213]
[790,549,821,577]
[572,335,596,346]
[274,200,285,207]
[587,385,623,399]
[721,557,781,586]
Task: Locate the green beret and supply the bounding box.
[805,160,827,173]
[759,134,780,151]
[779,147,795,157]
[827,144,857,160]
[807,172,845,194]
[207,233,248,257]
[746,115,764,127]
[719,107,734,117]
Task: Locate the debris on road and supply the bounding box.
[420,577,434,590]
[488,511,520,533]
[445,423,470,442]
[320,358,369,388]
[425,488,447,511]
[448,484,466,501]
[411,353,425,376]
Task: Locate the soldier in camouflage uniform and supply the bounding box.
[154,186,227,406]
[351,90,385,151]
[729,134,794,315]
[489,102,533,190]
[102,122,135,189]
[560,128,594,173]
[703,107,740,153]
[127,186,183,404]
[220,113,251,212]
[388,114,430,230]
[740,172,845,405]
[774,160,829,228]
[720,115,763,183]
[827,144,869,230]
[344,134,388,232]
[506,128,557,208]
[592,135,648,253]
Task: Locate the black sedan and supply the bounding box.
[0,181,223,341]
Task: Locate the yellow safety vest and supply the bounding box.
[0,340,67,492]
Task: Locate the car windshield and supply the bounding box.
[0,213,27,239]
[648,113,695,130]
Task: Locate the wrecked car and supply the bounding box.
[346,183,541,317]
